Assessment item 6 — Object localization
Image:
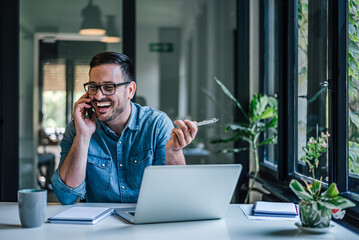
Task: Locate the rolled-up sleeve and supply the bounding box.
[51,121,86,205]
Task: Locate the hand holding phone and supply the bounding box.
[85,103,95,119]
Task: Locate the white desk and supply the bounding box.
[0,202,358,240]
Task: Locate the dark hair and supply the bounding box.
[89,52,135,82]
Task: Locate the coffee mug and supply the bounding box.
[18,189,47,228]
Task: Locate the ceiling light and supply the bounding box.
[79,0,106,36]
[101,15,121,43]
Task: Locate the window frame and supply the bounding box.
[258,0,359,231]
[258,0,282,180]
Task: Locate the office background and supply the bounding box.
[0,0,358,232]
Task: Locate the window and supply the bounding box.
[41,61,66,137]
[258,0,359,230]
[74,64,90,106]
[260,0,279,169]
[295,0,330,183]
[348,0,359,194]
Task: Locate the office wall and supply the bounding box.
[136,26,160,109]
[159,28,181,120]
[178,0,237,164]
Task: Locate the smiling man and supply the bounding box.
[51,52,198,204]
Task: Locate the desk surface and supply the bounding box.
[0,202,358,240]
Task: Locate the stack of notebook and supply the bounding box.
[48,207,114,225]
[252,201,298,218]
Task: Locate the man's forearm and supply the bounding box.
[165,149,186,165]
[59,135,91,188]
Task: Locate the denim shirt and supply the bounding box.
[52,102,173,204]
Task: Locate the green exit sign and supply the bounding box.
[149,43,173,52]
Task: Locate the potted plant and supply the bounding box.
[290,132,356,229]
[209,78,278,203]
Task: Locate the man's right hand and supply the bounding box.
[73,93,96,137]
[59,93,96,188]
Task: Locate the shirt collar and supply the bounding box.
[126,101,139,131]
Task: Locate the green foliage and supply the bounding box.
[290,180,355,210]
[210,78,278,203]
[300,132,329,171]
[210,78,278,154]
[349,0,359,175]
[349,141,359,173]
[290,133,355,214]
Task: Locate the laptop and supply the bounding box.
[114,164,242,224]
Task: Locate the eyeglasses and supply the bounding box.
[83,82,131,96]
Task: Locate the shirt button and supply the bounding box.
[121,186,125,189]
[134,160,138,164]
[119,141,122,144]
[102,164,105,167]
[120,164,123,167]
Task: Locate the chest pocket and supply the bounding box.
[129,148,153,188]
[86,154,112,191]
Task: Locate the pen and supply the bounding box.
[195,118,219,127]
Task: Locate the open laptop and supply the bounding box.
[114,164,242,224]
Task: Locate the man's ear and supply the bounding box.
[127,81,136,99]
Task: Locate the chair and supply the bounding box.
[37,127,60,190]
[37,152,55,190]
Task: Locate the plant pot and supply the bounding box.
[299,201,332,228]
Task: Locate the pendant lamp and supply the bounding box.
[79,0,106,36]
[101,15,121,43]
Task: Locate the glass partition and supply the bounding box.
[296,0,329,182]
[19,0,123,193]
[136,0,237,165]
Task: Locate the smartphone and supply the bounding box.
[85,103,95,118]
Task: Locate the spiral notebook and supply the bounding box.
[48,207,114,225]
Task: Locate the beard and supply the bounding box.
[92,94,129,123]
[101,104,126,123]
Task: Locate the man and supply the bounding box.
[52,52,198,204]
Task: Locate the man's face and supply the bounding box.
[88,64,135,123]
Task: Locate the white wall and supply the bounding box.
[136,26,160,109]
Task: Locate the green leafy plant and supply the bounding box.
[349,0,359,174]
[290,133,355,227]
[210,78,278,203]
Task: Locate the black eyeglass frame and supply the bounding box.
[83,81,132,96]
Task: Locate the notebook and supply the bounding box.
[48,207,114,225]
[252,201,298,217]
[114,164,242,224]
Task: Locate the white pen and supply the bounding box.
[195,118,219,127]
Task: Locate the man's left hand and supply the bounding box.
[165,120,198,165]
